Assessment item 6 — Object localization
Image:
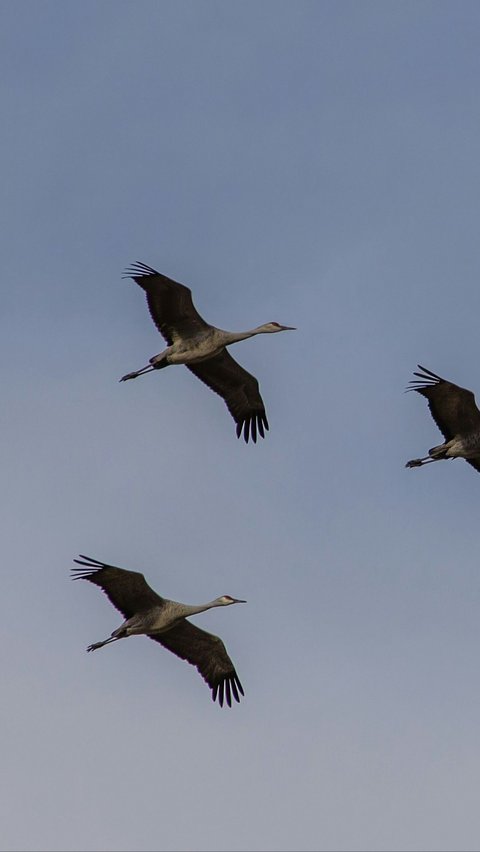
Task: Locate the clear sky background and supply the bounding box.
[2,2,480,850]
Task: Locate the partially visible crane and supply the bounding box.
[406,364,480,473]
[72,554,245,707]
[120,262,295,443]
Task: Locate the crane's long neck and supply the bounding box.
[221,327,267,345]
[177,600,222,617]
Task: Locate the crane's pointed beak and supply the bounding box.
[281,325,296,330]
[233,598,247,603]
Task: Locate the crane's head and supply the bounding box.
[215,595,247,606]
[260,322,296,333]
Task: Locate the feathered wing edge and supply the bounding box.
[187,351,269,444]
[123,261,161,279]
[123,261,209,345]
[71,555,164,619]
[72,554,125,573]
[406,366,480,463]
[234,410,269,444]
[406,364,444,392]
[149,620,244,708]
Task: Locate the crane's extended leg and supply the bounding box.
[86,636,122,652]
[119,364,156,382]
[405,445,452,468]
[149,353,168,367]
[405,456,438,468]
[120,353,168,382]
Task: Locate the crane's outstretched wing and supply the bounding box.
[124,262,210,345]
[149,620,244,708]
[71,555,164,619]
[407,365,480,441]
[187,350,269,443]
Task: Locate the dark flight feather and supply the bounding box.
[149,620,244,707]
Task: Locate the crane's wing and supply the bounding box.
[407,365,480,440]
[187,350,269,443]
[149,620,244,708]
[71,555,164,619]
[124,262,210,345]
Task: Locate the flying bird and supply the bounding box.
[72,554,245,707]
[405,365,480,472]
[120,262,295,443]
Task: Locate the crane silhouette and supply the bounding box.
[120,262,295,442]
[406,365,480,472]
[72,555,245,707]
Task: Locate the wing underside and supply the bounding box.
[408,365,480,441]
[149,620,244,707]
[188,350,269,443]
[72,555,164,619]
[125,262,210,345]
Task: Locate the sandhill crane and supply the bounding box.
[120,262,295,443]
[405,365,480,472]
[72,555,245,707]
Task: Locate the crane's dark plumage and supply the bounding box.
[406,365,480,472]
[72,555,244,707]
[149,621,243,708]
[72,554,165,618]
[187,351,268,443]
[120,261,296,443]
[124,262,210,346]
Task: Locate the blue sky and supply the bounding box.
[2,2,480,850]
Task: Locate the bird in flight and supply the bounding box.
[72,554,246,707]
[405,364,480,472]
[120,262,295,443]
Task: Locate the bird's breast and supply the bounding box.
[168,340,223,365]
[461,433,480,457]
[447,434,480,458]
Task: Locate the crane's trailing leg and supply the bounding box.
[120,353,169,382]
[405,456,437,468]
[149,352,169,368]
[406,442,452,468]
[120,364,155,382]
[86,635,123,653]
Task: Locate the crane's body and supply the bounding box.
[144,325,282,368]
[88,594,242,644]
[405,365,480,472]
[72,554,245,707]
[120,262,295,443]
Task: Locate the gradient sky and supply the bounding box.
[3,2,480,850]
